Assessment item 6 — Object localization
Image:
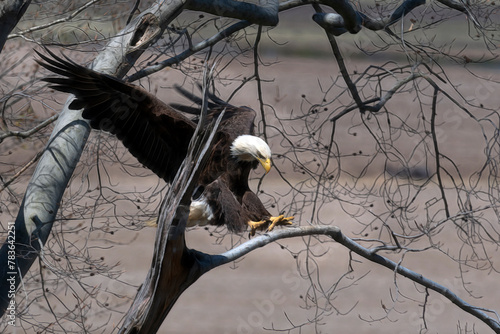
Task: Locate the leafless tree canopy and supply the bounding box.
[0,0,499,333]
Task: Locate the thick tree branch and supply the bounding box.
[186,0,279,26]
[321,0,361,33]
[129,0,458,82]
[228,226,500,332]
[0,0,31,52]
[0,0,190,317]
[310,0,480,36]
[119,78,224,334]
[313,0,426,35]
[123,221,500,333]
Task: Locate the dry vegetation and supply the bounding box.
[1,0,500,333]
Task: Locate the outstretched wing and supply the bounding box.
[36,49,197,182]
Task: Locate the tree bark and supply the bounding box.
[121,222,500,333]
[0,0,190,316]
[119,87,224,333]
[0,0,284,317]
[187,0,279,26]
[310,0,477,36]
[0,0,31,53]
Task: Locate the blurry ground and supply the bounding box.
[85,57,499,334]
[1,8,500,333]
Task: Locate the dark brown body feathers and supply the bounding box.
[36,49,270,232]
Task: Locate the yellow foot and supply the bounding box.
[248,220,267,237]
[248,215,294,237]
[267,215,294,232]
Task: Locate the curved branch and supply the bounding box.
[312,4,367,112]
[0,0,31,52]
[0,0,189,317]
[0,113,59,142]
[127,218,500,333]
[7,0,100,40]
[214,226,339,266]
[187,0,279,26]
[313,0,362,34]
[310,0,480,36]
[208,226,500,332]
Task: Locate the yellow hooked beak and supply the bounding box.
[257,157,272,174]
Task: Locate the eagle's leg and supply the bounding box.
[248,215,294,236]
[266,215,294,232]
[248,219,268,236]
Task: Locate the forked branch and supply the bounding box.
[122,221,500,333]
[218,226,500,333]
[119,72,225,334]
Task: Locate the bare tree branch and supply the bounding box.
[123,221,500,333]
[0,0,190,316]
[225,226,500,332]
[126,20,252,82]
[313,4,367,112]
[0,0,498,332]
[120,73,224,333]
[0,113,59,142]
[311,0,481,36]
[0,151,42,193]
[187,0,279,26]
[7,0,100,41]
[0,0,31,52]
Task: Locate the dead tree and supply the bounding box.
[0,0,31,53]
[0,0,499,333]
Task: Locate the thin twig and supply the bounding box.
[0,151,43,193]
[430,87,450,218]
[205,226,500,333]
[312,4,367,112]
[0,113,59,142]
[7,0,101,40]
[253,25,268,142]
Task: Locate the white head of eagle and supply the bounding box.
[230,135,272,173]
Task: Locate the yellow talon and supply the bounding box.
[248,215,294,237]
[267,215,294,232]
[248,220,267,236]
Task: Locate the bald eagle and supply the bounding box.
[36,49,293,235]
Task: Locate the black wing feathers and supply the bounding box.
[36,49,196,182]
[37,48,273,233]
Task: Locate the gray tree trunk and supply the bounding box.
[0,0,281,318]
[0,0,31,53]
[0,0,190,316]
